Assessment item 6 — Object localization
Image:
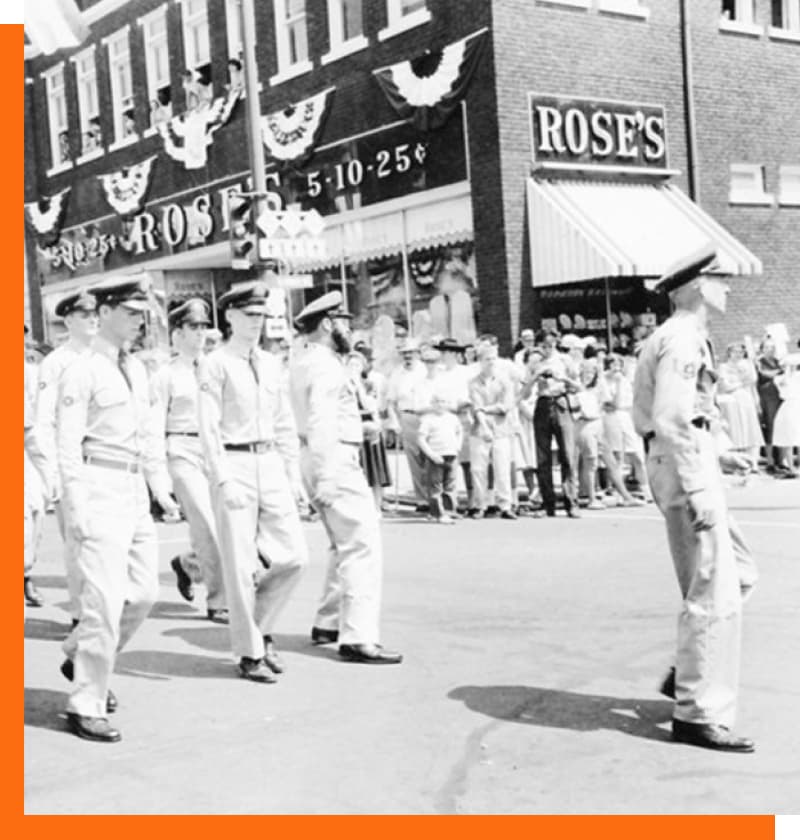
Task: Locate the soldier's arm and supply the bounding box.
[196,354,231,488]
[137,362,173,501]
[651,334,706,494]
[271,357,301,473]
[33,354,61,493]
[306,356,343,487]
[56,361,92,526]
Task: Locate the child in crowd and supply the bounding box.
[418,394,463,524]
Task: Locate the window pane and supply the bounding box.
[401,0,426,15]
[288,18,308,62]
[342,0,363,39]
[287,0,305,19]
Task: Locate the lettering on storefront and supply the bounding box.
[529,94,668,172]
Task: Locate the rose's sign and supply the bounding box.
[529,94,669,172]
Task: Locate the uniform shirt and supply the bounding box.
[57,335,170,515]
[632,310,717,494]
[290,343,363,486]
[35,341,92,486]
[196,342,299,487]
[419,411,463,457]
[469,371,514,438]
[150,353,206,469]
[25,361,48,497]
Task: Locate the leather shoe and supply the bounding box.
[60,659,117,714]
[66,713,121,743]
[500,509,518,520]
[238,656,277,683]
[338,644,403,665]
[24,576,44,607]
[566,507,582,519]
[262,640,285,674]
[659,666,676,699]
[170,556,195,602]
[207,608,229,624]
[671,719,755,752]
[311,626,339,645]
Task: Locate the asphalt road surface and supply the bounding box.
[24,474,800,814]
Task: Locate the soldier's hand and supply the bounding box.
[69,512,91,543]
[687,490,716,532]
[362,420,380,443]
[220,481,247,510]
[314,479,337,509]
[155,491,181,520]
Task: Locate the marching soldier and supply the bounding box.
[151,299,228,623]
[35,289,98,624]
[57,277,179,742]
[633,244,758,753]
[290,291,402,664]
[196,281,307,684]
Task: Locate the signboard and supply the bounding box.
[37,114,469,285]
[529,94,669,173]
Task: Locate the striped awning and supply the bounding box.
[527,179,762,288]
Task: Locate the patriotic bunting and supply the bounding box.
[97,156,157,218]
[373,28,487,132]
[158,88,241,170]
[25,188,70,244]
[260,88,335,165]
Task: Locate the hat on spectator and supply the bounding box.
[91,276,152,311]
[560,333,583,350]
[433,337,466,353]
[293,290,352,331]
[399,337,421,355]
[170,297,212,327]
[420,345,440,363]
[654,243,718,295]
[218,281,269,314]
[55,288,97,318]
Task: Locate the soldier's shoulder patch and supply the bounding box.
[200,382,210,392]
[676,360,697,379]
[38,380,47,389]
[62,395,74,406]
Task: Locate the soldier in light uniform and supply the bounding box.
[196,282,307,684]
[633,244,758,753]
[57,277,179,743]
[35,289,98,625]
[291,291,402,664]
[151,299,228,623]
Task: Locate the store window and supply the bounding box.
[771,0,800,30]
[43,63,71,172]
[729,163,774,205]
[181,0,213,106]
[323,0,367,63]
[104,27,137,148]
[272,0,311,82]
[72,47,103,159]
[379,0,432,41]
[141,5,172,130]
[778,165,800,205]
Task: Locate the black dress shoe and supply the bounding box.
[70,618,80,630]
[238,656,277,683]
[66,713,121,743]
[60,659,117,713]
[671,719,755,752]
[659,666,676,699]
[311,626,339,645]
[24,577,44,607]
[500,510,518,520]
[207,608,229,624]
[262,639,285,674]
[338,644,403,665]
[170,556,195,602]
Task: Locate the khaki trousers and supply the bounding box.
[63,465,159,718]
[212,450,307,660]
[300,444,383,645]
[54,501,82,621]
[647,429,758,727]
[469,435,512,512]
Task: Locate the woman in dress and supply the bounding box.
[717,342,763,469]
[756,337,785,473]
[771,352,800,477]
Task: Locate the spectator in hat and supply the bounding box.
[513,328,536,370]
[756,336,786,474]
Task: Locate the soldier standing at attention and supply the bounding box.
[35,289,98,625]
[151,299,228,624]
[57,277,179,743]
[291,291,402,664]
[633,244,758,753]
[197,282,307,684]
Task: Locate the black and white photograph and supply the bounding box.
[21,0,800,816]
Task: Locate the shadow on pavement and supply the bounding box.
[161,625,229,652]
[147,600,198,621]
[275,633,342,661]
[115,649,232,680]
[24,687,68,733]
[24,617,70,643]
[448,685,673,744]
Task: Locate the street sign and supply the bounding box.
[255,206,326,266]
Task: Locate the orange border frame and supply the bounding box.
[9,16,776,837]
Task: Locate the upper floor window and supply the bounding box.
[272,0,311,82]
[224,0,247,91]
[771,0,800,30]
[720,1,762,35]
[323,0,367,62]
[180,0,213,105]
[729,163,773,205]
[105,27,137,147]
[71,47,102,158]
[778,165,800,205]
[43,63,71,171]
[379,0,431,41]
[140,5,173,129]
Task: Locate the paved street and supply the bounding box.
[24,474,800,815]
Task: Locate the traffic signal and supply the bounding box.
[228,190,256,270]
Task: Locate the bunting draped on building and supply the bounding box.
[158,88,241,170]
[260,88,335,165]
[372,28,487,132]
[97,156,157,218]
[25,188,70,244]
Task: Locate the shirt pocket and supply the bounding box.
[93,385,130,409]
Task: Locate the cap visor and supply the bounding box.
[238,304,268,315]
[120,300,151,312]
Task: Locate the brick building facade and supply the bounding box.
[23,0,800,351]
